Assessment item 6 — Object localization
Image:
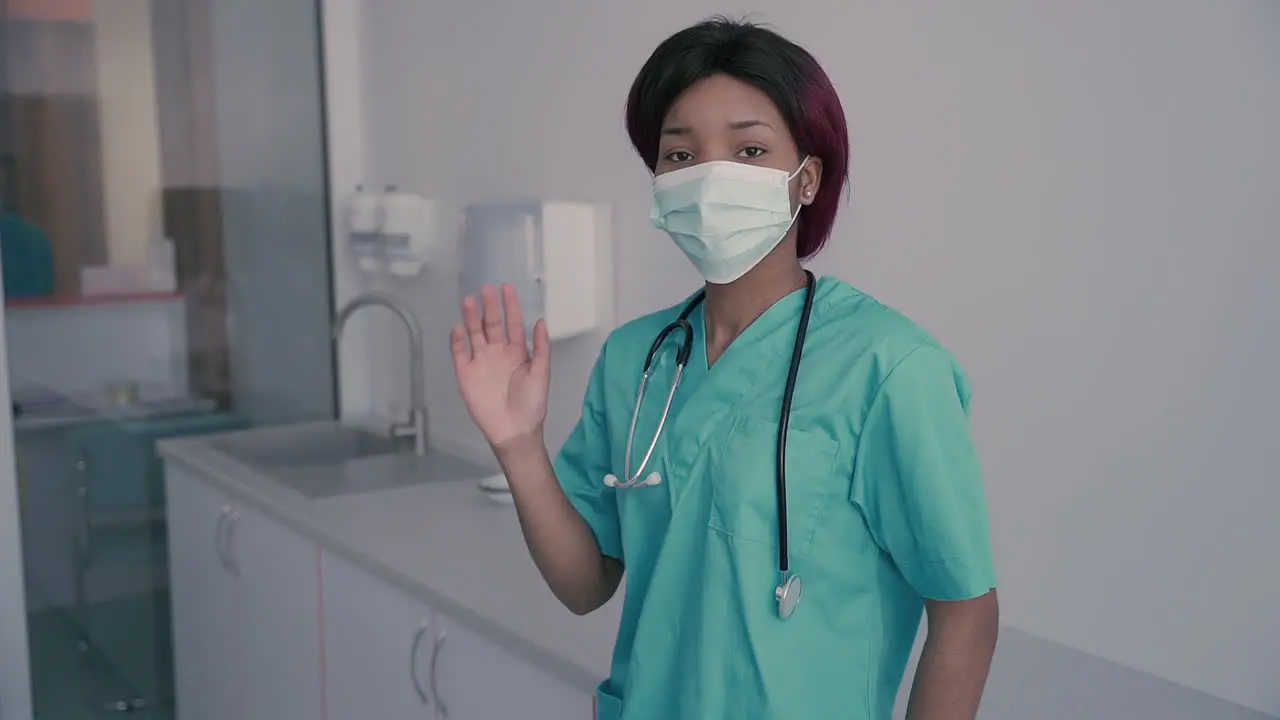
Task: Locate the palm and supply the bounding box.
[450,284,551,448]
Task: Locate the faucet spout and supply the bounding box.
[333,292,428,455]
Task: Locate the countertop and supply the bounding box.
[14,386,214,431]
[156,421,621,694]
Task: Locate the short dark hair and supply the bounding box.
[625,16,850,259]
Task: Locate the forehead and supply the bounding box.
[662,74,785,130]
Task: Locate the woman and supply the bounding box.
[451,17,999,720]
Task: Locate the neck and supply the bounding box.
[703,259,808,345]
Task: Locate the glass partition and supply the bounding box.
[0,0,335,715]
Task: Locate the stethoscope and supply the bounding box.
[604,270,817,620]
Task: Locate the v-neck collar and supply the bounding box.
[692,282,812,373]
[652,280,819,501]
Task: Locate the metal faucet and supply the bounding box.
[333,291,428,456]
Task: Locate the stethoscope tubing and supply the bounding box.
[616,271,817,585]
[616,309,703,487]
[776,271,817,575]
[616,362,686,487]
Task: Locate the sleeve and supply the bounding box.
[552,347,624,562]
[849,344,997,601]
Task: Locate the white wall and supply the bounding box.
[92,0,164,268]
[5,296,188,396]
[321,0,376,425]
[0,14,96,96]
[337,0,1280,714]
[4,2,166,268]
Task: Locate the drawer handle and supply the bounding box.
[214,507,231,571]
[76,458,91,563]
[409,622,431,706]
[223,511,241,576]
[431,628,449,718]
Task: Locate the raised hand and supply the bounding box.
[450,283,551,450]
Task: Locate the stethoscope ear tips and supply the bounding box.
[603,474,619,487]
[642,472,662,486]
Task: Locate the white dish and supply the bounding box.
[478,473,514,505]
[480,488,515,506]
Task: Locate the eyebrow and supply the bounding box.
[660,119,775,136]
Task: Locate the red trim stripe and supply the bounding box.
[317,546,329,720]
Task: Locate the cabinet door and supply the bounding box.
[231,505,323,720]
[431,614,590,720]
[321,550,435,720]
[164,466,242,720]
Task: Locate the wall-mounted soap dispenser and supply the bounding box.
[344,185,443,277]
[459,200,612,341]
[346,185,383,272]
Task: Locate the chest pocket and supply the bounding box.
[709,418,840,557]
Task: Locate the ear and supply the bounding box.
[798,157,823,206]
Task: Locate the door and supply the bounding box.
[165,466,241,720]
[322,550,435,720]
[233,504,323,720]
[431,613,590,720]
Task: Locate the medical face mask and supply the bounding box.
[650,157,808,284]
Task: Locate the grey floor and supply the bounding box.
[24,593,1276,719]
[895,626,1278,720]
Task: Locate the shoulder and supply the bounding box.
[806,276,971,405]
[808,275,944,362]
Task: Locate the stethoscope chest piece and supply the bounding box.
[775,573,802,620]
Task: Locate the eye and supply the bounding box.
[664,150,694,163]
[737,146,766,159]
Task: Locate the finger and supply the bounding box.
[449,325,470,367]
[530,318,552,378]
[501,284,528,360]
[480,284,506,345]
[461,295,486,349]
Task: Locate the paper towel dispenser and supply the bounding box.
[459,200,610,342]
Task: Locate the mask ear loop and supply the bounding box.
[785,155,813,224]
[788,155,811,182]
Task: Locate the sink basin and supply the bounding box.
[209,422,490,500]
[275,450,490,500]
[212,424,407,468]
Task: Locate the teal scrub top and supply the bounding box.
[555,276,997,720]
[0,212,56,300]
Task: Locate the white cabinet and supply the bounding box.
[166,465,242,720]
[165,462,322,720]
[321,550,435,720]
[321,552,592,720]
[432,613,590,720]
[234,502,323,720]
[168,461,594,720]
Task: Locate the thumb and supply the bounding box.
[530,318,552,378]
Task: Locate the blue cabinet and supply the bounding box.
[65,411,246,712]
